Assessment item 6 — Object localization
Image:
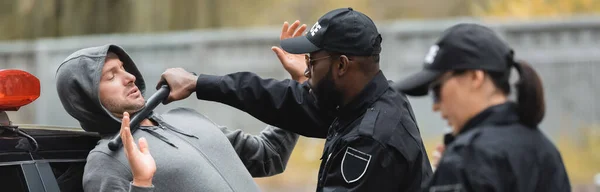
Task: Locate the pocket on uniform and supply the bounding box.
[429,184,465,192]
[341,147,371,183]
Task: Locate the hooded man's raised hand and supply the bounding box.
[121,112,156,187]
[271,20,309,83]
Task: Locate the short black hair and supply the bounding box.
[327,51,379,73]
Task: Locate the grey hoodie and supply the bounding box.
[55,44,298,192]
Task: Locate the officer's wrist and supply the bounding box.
[132,178,153,187]
[188,72,198,93]
[292,75,308,83]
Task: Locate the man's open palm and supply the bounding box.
[272,20,309,83]
[121,112,156,187]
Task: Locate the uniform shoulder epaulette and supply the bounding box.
[357,107,379,137]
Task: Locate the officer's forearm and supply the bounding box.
[195,72,330,138]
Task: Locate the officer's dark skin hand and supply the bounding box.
[157,68,197,104]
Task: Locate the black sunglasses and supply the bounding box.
[429,70,466,103]
[304,54,335,77]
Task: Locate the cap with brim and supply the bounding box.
[395,23,514,97]
[281,36,321,54]
[394,68,444,96]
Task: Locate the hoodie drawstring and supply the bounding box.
[125,115,198,149]
[165,126,199,139]
[150,115,199,139]
[139,127,178,149]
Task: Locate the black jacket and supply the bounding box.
[423,102,571,192]
[195,71,432,191]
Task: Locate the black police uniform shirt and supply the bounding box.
[195,71,433,191]
[423,102,571,192]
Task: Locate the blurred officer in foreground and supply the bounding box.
[158,7,432,191]
[395,23,571,192]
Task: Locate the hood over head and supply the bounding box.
[56,44,146,134]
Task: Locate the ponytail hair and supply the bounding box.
[513,60,545,127]
[488,57,546,128]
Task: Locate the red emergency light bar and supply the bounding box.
[0,69,40,111]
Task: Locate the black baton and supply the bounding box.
[108,85,170,151]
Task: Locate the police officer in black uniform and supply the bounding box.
[395,23,571,192]
[159,7,432,192]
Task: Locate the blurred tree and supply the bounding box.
[0,0,598,41]
[473,0,600,19]
[369,0,473,19]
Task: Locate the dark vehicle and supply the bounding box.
[0,69,100,192]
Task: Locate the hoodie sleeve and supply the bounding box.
[195,72,331,138]
[219,125,299,177]
[83,152,155,192]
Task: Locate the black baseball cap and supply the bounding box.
[280,7,382,56]
[394,23,514,96]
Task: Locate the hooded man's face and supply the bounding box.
[99,52,145,118]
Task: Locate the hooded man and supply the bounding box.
[55,44,298,192]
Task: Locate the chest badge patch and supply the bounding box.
[341,147,371,183]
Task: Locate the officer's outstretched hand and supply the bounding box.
[271,20,309,83]
[158,68,198,104]
[121,112,156,187]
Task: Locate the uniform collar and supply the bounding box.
[334,71,389,122]
[444,102,520,145]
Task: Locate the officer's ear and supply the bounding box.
[337,55,350,76]
[468,70,486,90]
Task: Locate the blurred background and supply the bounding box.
[0,0,599,191]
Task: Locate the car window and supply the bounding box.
[0,165,29,192]
[50,162,86,192]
